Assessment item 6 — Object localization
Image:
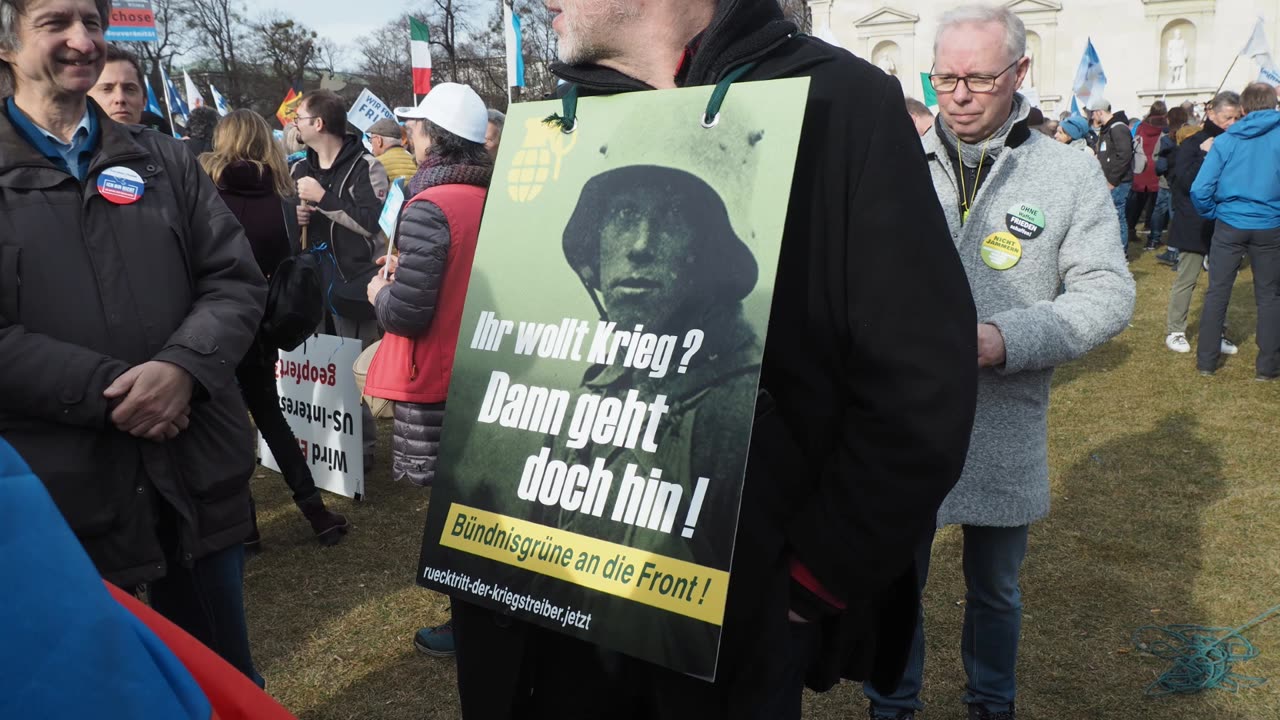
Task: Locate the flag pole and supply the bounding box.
[158,65,179,138]
[1214,55,1241,96]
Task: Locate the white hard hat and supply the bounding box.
[394,83,489,144]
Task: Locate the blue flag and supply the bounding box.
[143,76,164,119]
[504,3,525,89]
[1071,39,1107,110]
[160,66,189,124]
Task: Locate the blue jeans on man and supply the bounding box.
[1111,182,1132,247]
[864,525,1030,717]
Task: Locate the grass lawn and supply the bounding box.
[245,249,1279,719]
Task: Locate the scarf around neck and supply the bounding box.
[406,154,494,198]
[937,93,1031,168]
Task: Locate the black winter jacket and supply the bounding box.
[0,100,266,587]
[1168,121,1226,254]
[1097,112,1134,186]
[457,0,977,702]
[290,135,389,280]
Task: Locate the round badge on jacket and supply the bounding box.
[981,232,1023,271]
[97,166,145,205]
[1005,204,1045,240]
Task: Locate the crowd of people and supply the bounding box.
[1,0,1276,718]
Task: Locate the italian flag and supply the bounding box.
[411,17,432,95]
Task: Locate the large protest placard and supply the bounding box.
[259,334,365,499]
[105,0,157,42]
[416,78,809,679]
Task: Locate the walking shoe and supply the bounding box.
[1144,240,1159,251]
[414,620,456,657]
[297,493,350,546]
[1220,338,1239,355]
[1165,333,1191,353]
[867,707,915,720]
[967,703,1016,720]
[1155,249,1179,266]
[1258,374,1279,382]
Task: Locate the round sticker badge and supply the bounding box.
[1005,204,1045,240]
[981,232,1023,271]
[97,166,145,205]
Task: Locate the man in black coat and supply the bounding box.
[0,0,265,683]
[1163,91,1243,355]
[447,0,977,717]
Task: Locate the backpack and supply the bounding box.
[1132,134,1148,175]
[260,251,324,351]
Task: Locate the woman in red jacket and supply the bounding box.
[363,84,492,488]
[201,110,350,548]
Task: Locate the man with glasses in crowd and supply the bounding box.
[291,89,389,472]
[867,6,1135,720]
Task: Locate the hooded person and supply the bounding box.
[1191,83,1280,380]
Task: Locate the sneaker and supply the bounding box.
[1203,256,1210,271]
[867,708,915,720]
[968,704,1016,720]
[1155,250,1179,266]
[414,620,455,657]
[1165,333,1191,353]
[1220,338,1239,355]
[1257,374,1278,382]
[1144,241,1159,251]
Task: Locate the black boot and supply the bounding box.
[297,492,350,546]
[244,496,262,556]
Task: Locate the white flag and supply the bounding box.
[503,3,525,89]
[1241,18,1280,86]
[183,71,206,110]
[208,83,230,116]
[1242,18,1272,59]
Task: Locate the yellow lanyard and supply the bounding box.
[958,137,992,225]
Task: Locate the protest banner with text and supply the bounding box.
[416,79,809,679]
[259,334,365,499]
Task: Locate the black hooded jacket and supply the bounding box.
[1168,119,1228,253]
[542,0,978,694]
[290,134,388,280]
[1096,111,1134,186]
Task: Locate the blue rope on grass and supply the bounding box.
[1132,603,1280,696]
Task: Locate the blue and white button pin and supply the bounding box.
[97,166,145,205]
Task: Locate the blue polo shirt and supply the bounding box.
[4,98,99,181]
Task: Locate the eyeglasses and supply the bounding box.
[293,115,318,124]
[929,60,1020,94]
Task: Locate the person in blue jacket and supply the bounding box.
[1191,82,1280,381]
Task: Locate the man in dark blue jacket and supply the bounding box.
[1192,83,1280,380]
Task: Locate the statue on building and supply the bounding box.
[1025,44,1037,89]
[877,51,898,77]
[1167,29,1188,89]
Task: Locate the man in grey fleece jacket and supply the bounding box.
[863,6,1135,720]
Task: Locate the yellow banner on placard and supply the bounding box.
[439,503,729,626]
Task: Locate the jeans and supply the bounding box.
[1110,183,1132,247]
[1166,251,1205,335]
[147,503,263,687]
[1150,188,1172,245]
[1197,222,1280,376]
[238,338,317,504]
[865,525,1030,716]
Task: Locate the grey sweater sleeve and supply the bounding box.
[987,159,1136,374]
[375,200,450,338]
